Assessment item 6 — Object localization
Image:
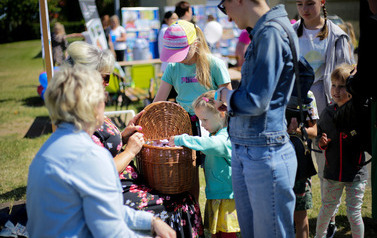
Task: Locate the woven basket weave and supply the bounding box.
[136,101,196,194]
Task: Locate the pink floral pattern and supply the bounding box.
[92,117,204,237]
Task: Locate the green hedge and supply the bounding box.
[1,21,86,43]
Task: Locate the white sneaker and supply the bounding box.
[0,221,17,238]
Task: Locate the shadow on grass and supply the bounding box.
[33,50,42,59]
[0,187,26,204]
[309,215,377,237]
[24,116,52,138]
[21,96,44,107]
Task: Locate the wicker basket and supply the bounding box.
[136,101,196,194]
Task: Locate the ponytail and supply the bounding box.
[316,4,328,40]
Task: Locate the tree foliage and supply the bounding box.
[0,0,61,43]
[0,0,139,43]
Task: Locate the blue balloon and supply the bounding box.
[39,72,48,88]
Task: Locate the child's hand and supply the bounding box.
[319,133,331,148]
[121,110,145,143]
[168,136,175,147]
[288,117,298,134]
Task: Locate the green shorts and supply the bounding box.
[293,177,313,211]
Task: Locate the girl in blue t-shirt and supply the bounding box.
[154,20,231,116]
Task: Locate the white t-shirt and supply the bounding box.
[299,27,329,83]
[110,26,127,51]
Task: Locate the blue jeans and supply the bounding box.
[231,142,297,238]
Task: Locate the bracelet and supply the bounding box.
[215,87,226,102]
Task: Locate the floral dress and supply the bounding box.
[92,117,204,238]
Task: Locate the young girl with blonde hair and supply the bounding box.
[169,91,239,238]
[51,22,68,66]
[154,20,232,201]
[154,20,231,113]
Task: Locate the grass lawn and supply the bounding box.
[0,40,376,237]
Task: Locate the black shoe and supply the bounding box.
[326,223,337,238]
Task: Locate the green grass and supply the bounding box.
[0,40,376,237]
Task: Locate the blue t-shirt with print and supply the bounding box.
[162,54,230,115]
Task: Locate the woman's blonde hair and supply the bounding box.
[193,26,212,89]
[66,41,115,74]
[110,15,120,26]
[331,63,354,84]
[45,66,105,132]
[192,90,227,127]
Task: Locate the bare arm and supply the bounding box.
[113,132,144,173]
[117,32,127,42]
[219,82,232,90]
[287,118,317,139]
[153,80,173,102]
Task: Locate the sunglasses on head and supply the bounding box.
[102,74,110,84]
[217,0,227,15]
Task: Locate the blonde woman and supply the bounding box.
[65,41,204,237]
[66,41,114,85]
[109,15,127,61]
[51,22,68,66]
[26,66,175,238]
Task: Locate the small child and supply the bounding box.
[315,64,368,238]
[169,91,240,238]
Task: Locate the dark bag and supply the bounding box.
[272,18,317,179]
[290,136,317,180]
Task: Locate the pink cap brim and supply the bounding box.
[160,45,190,63]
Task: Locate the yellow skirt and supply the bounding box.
[204,199,240,234]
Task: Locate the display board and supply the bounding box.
[164,2,241,57]
[121,7,160,60]
[78,0,108,50]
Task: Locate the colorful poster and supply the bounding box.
[121,7,160,60]
[86,18,108,50]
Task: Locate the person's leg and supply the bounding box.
[241,142,297,238]
[316,155,339,238]
[266,143,297,237]
[315,180,344,238]
[294,178,313,238]
[115,50,124,62]
[295,210,309,238]
[345,180,367,238]
[231,143,254,238]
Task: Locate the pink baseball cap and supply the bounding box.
[160,20,197,63]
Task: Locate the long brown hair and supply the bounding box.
[297,2,328,40]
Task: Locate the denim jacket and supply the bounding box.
[226,5,297,146]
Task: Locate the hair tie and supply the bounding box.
[202,97,209,102]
